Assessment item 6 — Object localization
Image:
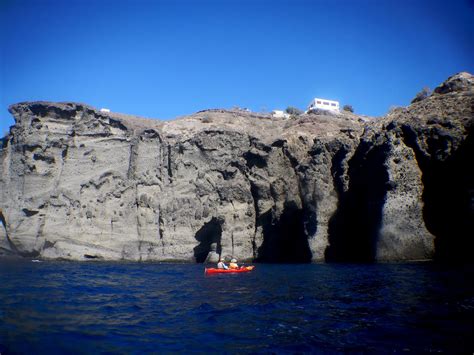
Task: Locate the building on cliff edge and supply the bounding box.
[271,110,290,119]
[306,98,340,113]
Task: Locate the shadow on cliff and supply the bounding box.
[255,202,312,263]
[325,140,390,262]
[402,125,474,263]
[0,209,23,256]
[193,217,222,263]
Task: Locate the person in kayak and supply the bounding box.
[229,258,239,269]
[217,257,228,270]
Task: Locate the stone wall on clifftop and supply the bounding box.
[1,72,473,262]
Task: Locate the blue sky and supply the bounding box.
[1,0,473,136]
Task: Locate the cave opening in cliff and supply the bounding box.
[193,217,222,263]
[0,210,8,244]
[255,202,312,263]
[402,126,474,262]
[0,210,22,255]
[325,141,390,263]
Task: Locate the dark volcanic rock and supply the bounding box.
[1,73,473,262]
[434,72,474,95]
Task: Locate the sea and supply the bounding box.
[0,261,473,354]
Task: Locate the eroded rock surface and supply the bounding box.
[1,73,473,262]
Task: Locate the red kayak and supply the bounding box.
[205,266,255,275]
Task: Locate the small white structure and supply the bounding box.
[271,110,290,119]
[100,108,110,113]
[307,98,339,112]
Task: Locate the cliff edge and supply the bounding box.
[1,72,473,262]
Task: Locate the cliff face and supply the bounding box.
[1,73,473,262]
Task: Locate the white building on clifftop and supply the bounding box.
[271,110,290,119]
[307,98,340,112]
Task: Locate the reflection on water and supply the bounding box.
[0,261,473,353]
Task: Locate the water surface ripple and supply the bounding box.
[0,261,472,353]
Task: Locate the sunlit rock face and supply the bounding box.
[1,72,473,262]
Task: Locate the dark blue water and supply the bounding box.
[0,261,473,354]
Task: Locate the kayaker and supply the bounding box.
[217,257,228,270]
[229,258,239,269]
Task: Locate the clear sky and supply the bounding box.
[1,0,473,136]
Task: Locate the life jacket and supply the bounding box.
[229,262,239,269]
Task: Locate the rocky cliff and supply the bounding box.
[1,72,473,262]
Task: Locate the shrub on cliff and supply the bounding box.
[285,107,303,116]
[388,105,405,115]
[201,116,212,123]
[342,105,354,113]
[411,87,431,103]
